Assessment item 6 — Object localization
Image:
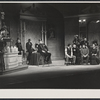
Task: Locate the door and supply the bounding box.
[88,20,100,45]
[20,20,46,52]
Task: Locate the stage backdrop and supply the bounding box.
[64,17,79,46]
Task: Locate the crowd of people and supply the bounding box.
[15,35,100,66]
[65,35,100,65]
[15,38,51,65]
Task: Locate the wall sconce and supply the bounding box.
[96,20,100,23]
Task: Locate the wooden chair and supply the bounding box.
[38,53,52,67]
[64,57,73,65]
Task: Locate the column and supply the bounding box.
[45,21,47,45]
[20,20,22,45]
[42,22,44,43]
[23,21,26,51]
[0,18,2,29]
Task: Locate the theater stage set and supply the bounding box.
[1,3,100,88]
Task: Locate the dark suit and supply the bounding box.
[0,40,5,72]
[15,42,23,55]
[38,43,51,62]
[26,42,33,63]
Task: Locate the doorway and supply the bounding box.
[20,19,48,52]
[88,20,100,45]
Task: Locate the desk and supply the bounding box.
[30,52,41,65]
[30,52,52,65]
[4,53,23,69]
[4,53,18,69]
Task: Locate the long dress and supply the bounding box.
[90,48,100,65]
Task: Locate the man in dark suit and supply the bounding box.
[38,39,51,63]
[26,39,33,64]
[0,34,5,72]
[15,38,23,55]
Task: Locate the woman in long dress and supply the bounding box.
[90,43,100,65]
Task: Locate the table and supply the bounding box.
[4,53,23,69]
[30,52,42,65]
[30,52,52,65]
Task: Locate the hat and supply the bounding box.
[39,39,42,41]
[28,39,31,41]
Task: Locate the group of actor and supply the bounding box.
[65,35,100,65]
[15,38,51,64]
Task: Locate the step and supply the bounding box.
[0,64,28,75]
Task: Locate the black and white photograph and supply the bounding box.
[1,2,100,90]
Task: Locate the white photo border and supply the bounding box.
[0,1,100,98]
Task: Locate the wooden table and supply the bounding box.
[30,52,52,65]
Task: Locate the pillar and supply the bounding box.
[45,21,47,45]
[23,21,26,51]
[42,22,44,43]
[20,20,22,45]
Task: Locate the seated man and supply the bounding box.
[90,43,100,65]
[65,44,76,65]
[35,43,39,51]
[80,44,89,65]
[38,39,51,63]
[15,38,23,55]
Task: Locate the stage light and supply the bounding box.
[79,20,82,22]
[96,20,100,23]
[83,19,86,22]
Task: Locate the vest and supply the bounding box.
[67,47,71,56]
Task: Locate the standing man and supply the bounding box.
[73,35,80,48]
[38,39,51,63]
[80,37,89,47]
[26,39,33,64]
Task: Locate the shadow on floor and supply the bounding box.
[3,70,100,89]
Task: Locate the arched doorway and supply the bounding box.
[88,19,100,45]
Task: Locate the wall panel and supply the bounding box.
[64,17,79,46]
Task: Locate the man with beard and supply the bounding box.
[38,39,51,63]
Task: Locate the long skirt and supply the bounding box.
[90,55,100,65]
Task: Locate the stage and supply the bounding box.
[0,60,100,89]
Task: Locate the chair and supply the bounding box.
[64,56,73,65]
[38,53,52,67]
[38,54,45,66]
[81,56,89,65]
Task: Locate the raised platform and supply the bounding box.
[0,60,100,88]
[0,64,28,75]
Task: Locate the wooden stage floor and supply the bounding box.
[0,60,100,89]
